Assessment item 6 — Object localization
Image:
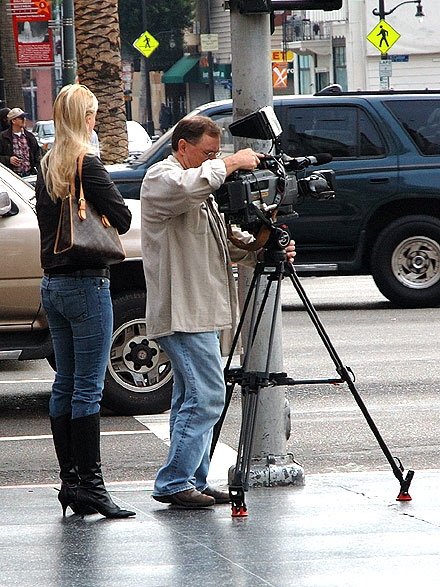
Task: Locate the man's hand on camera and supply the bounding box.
[286,240,296,263]
[223,148,263,176]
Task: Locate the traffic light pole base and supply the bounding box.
[228,454,304,488]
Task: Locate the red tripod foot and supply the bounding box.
[232,505,248,517]
[396,491,412,501]
[396,469,414,501]
[229,487,248,517]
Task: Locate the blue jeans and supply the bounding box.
[153,332,226,497]
[40,275,113,420]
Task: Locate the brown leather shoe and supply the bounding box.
[202,486,231,504]
[153,488,215,508]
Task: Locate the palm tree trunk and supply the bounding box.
[74,0,128,164]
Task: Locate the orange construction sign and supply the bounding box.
[272,62,288,88]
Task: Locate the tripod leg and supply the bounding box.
[225,265,264,373]
[211,268,265,457]
[229,384,261,517]
[286,264,414,500]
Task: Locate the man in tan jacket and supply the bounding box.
[141,116,295,508]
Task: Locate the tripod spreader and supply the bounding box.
[226,367,345,388]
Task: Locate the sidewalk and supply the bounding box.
[1,468,440,586]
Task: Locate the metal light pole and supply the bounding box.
[206,0,215,102]
[62,0,76,85]
[141,0,155,135]
[373,0,425,20]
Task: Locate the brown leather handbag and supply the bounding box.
[54,154,126,265]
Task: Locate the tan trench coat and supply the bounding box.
[140,154,257,351]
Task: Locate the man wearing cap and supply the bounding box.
[0,107,40,177]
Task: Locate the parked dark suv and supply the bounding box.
[108,90,440,308]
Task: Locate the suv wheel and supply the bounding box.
[102,291,173,415]
[371,215,440,307]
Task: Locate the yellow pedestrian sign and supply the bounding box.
[367,20,401,54]
[133,30,159,59]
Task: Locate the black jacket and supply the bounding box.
[36,154,132,271]
[0,127,41,172]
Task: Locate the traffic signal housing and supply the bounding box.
[236,0,343,12]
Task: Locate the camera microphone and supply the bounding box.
[282,152,333,171]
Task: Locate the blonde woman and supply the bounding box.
[36,84,135,519]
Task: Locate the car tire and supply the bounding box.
[102,290,173,415]
[371,215,440,308]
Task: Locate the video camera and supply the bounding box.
[214,106,336,234]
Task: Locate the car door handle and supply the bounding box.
[369,177,390,184]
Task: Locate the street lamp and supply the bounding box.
[372,0,425,21]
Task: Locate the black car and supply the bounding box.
[107,90,440,309]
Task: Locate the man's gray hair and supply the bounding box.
[171,116,221,151]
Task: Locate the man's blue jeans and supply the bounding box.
[40,275,113,420]
[153,331,226,497]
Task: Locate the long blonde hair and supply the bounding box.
[40,84,98,201]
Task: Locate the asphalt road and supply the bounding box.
[1,275,439,487]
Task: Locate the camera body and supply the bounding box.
[213,107,336,235]
[214,166,297,233]
[214,155,336,233]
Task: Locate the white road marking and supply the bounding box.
[0,430,152,442]
[0,379,53,385]
[135,413,238,485]
[0,480,155,491]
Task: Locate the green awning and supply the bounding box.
[162,56,200,84]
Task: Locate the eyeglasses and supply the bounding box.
[185,139,221,159]
[203,150,222,159]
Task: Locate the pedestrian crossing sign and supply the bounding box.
[133,30,159,59]
[367,20,401,54]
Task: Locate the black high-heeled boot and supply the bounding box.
[51,415,97,516]
[71,413,136,519]
[50,414,82,516]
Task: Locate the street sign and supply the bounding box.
[133,30,159,59]
[391,55,409,62]
[200,34,219,52]
[272,62,288,88]
[367,20,401,54]
[379,58,392,77]
[271,50,294,62]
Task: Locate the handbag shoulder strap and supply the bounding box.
[75,153,87,220]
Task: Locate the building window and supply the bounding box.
[333,45,347,91]
[316,71,330,92]
[298,54,311,95]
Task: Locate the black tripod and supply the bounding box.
[211,226,414,517]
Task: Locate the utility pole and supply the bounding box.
[62,0,76,85]
[230,1,304,488]
[206,0,216,102]
[141,0,155,135]
[377,0,386,19]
